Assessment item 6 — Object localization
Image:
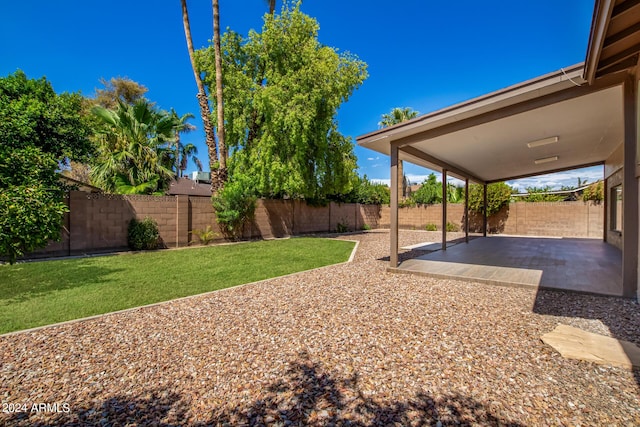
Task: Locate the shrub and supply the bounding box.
[212,174,257,239]
[192,225,218,245]
[336,221,349,233]
[361,224,372,231]
[425,223,437,231]
[411,173,441,205]
[582,181,604,203]
[127,217,159,250]
[446,221,460,232]
[467,182,512,215]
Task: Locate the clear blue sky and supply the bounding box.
[0,0,599,190]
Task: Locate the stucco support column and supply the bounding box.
[603,177,608,242]
[390,144,399,267]
[622,73,639,298]
[483,183,488,237]
[465,178,469,243]
[442,169,447,251]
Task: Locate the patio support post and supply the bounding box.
[390,143,399,268]
[442,169,447,251]
[603,176,608,242]
[483,183,488,237]
[622,73,639,298]
[465,178,469,243]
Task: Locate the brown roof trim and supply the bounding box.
[357,64,585,144]
[584,0,616,84]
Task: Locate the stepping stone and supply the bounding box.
[541,324,640,370]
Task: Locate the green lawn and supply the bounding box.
[0,237,355,334]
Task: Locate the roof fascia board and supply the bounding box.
[486,161,605,184]
[357,64,585,146]
[392,71,625,149]
[584,0,615,84]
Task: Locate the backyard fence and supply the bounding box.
[29,192,603,259]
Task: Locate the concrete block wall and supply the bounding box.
[380,201,603,237]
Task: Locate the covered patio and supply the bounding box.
[397,235,622,296]
[357,0,640,299]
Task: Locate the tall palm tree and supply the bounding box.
[179,143,203,175]
[169,109,196,177]
[212,0,227,191]
[91,100,176,194]
[180,0,219,184]
[379,107,420,198]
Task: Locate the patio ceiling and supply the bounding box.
[357,64,625,183]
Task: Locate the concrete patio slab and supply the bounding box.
[541,324,640,370]
[392,236,622,296]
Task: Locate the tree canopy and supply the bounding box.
[196,2,368,200]
[93,77,148,109]
[379,107,419,128]
[0,70,91,262]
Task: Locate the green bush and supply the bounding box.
[336,221,349,233]
[212,174,257,239]
[127,217,159,250]
[582,181,604,203]
[467,182,512,216]
[425,223,437,231]
[192,225,218,245]
[361,224,372,231]
[446,221,460,232]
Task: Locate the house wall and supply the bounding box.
[25,193,603,260]
[605,143,624,250]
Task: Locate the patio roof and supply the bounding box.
[357,64,626,184]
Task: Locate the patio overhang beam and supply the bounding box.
[398,145,485,184]
[484,161,606,184]
[392,71,626,151]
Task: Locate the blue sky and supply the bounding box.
[0,0,599,190]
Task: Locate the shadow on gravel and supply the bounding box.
[533,289,640,387]
[3,353,525,427]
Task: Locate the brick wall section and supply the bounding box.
[27,193,602,259]
[379,201,603,237]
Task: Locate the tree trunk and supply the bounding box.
[212,0,227,193]
[269,0,275,14]
[180,0,218,181]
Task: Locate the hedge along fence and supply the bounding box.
[26,192,383,259]
[378,201,603,238]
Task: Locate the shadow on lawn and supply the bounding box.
[0,261,124,303]
[3,353,524,427]
[532,289,640,386]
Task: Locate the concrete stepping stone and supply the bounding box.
[541,324,640,370]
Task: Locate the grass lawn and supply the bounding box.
[0,237,355,334]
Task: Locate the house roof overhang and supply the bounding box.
[584,0,640,84]
[356,64,626,184]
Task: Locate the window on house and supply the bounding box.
[610,185,622,232]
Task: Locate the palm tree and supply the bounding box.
[179,143,203,175]
[169,109,196,177]
[91,100,176,194]
[212,0,227,191]
[180,0,219,185]
[379,107,420,198]
[378,107,419,128]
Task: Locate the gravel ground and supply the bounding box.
[1,230,639,426]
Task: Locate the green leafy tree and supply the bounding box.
[90,100,177,194]
[197,2,368,200]
[467,182,512,215]
[212,173,257,239]
[582,181,603,203]
[169,109,201,177]
[0,70,91,262]
[341,175,390,205]
[94,77,148,109]
[522,186,564,202]
[411,173,441,205]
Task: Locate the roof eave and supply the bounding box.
[583,0,616,85]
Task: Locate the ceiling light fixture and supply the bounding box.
[527,136,559,148]
[534,156,559,165]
